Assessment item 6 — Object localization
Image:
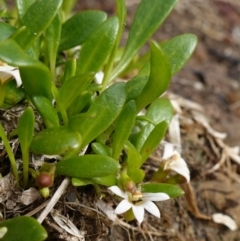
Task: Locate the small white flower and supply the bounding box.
[163,143,190,182]
[0,62,22,87]
[95,71,104,84]
[108,186,170,224]
[0,227,7,238]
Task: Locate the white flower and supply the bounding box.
[108,186,170,224]
[163,143,190,182]
[94,71,104,84]
[0,62,22,87]
[0,227,7,238]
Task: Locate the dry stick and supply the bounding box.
[37,177,70,224]
[25,200,50,217]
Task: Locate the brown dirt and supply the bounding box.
[1,0,240,240]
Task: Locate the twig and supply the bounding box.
[205,151,227,174]
[25,199,50,217]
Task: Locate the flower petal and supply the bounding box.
[95,71,104,84]
[115,199,132,214]
[108,186,128,199]
[0,65,22,87]
[142,200,160,218]
[173,165,190,182]
[168,157,190,182]
[163,149,190,182]
[162,143,174,159]
[132,203,145,224]
[142,192,170,201]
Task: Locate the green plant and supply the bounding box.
[0,0,197,239]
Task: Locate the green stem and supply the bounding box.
[61,0,78,18]
[51,84,68,125]
[22,150,29,188]
[0,122,19,182]
[101,45,117,91]
[101,0,126,90]
[50,58,56,82]
[0,83,6,106]
[151,163,170,182]
[101,0,126,91]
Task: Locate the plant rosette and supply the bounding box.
[0,0,198,239]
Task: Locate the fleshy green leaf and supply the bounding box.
[32,96,59,128]
[95,124,115,145]
[124,140,142,169]
[162,34,198,75]
[59,10,107,51]
[90,175,117,186]
[91,142,112,156]
[16,0,35,20]
[124,140,145,183]
[45,13,61,76]
[71,177,93,187]
[69,82,127,148]
[100,0,126,89]
[67,91,92,117]
[128,168,145,184]
[134,98,173,151]
[0,81,7,107]
[0,22,15,41]
[136,41,171,112]
[18,107,35,187]
[116,0,126,38]
[0,216,47,241]
[14,0,62,50]
[128,34,198,79]
[139,98,173,148]
[61,58,76,84]
[59,73,94,109]
[0,39,52,100]
[55,155,120,178]
[112,100,136,160]
[30,126,81,155]
[141,183,184,198]
[126,76,148,101]
[111,0,178,80]
[76,16,119,75]
[0,123,19,181]
[72,175,117,187]
[140,121,168,162]
[3,80,25,106]
[146,98,174,124]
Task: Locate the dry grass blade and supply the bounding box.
[180,183,211,220]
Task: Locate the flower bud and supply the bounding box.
[39,187,50,198]
[36,172,53,188]
[124,180,136,192]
